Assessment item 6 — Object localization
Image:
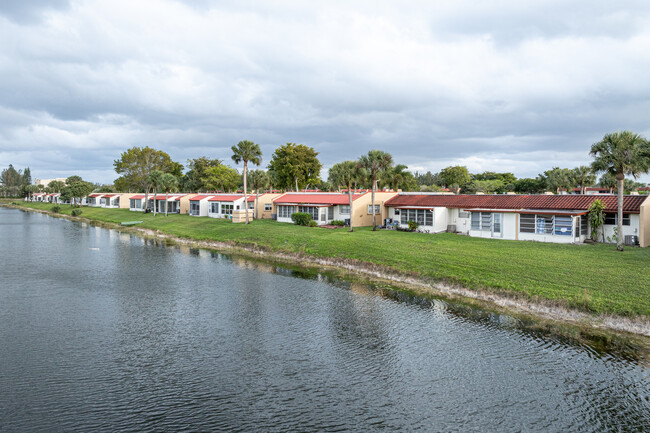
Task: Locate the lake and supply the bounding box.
[0,207,648,432]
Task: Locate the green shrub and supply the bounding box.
[308,220,319,227]
[291,212,312,226]
[330,220,345,226]
[51,205,61,213]
[407,220,419,231]
[71,208,83,217]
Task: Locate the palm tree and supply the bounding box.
[231,140,262,224]
[147,170,165,216]
[590,131,650,251]
[329,161,359,232]
[571,166,596,194]
[358,150,393,231]
[159,173,178,217]
[248,169,269,220]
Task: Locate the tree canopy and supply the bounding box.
[202,165,240,192]
[267,143,322,191]
[113,146,182,193]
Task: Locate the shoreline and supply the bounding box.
[5,203,650,340]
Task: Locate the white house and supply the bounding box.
[100,194,120,208]
[150,194,185,214]
[207,195,247,219]
[129,195,147,212]
[86,193,103,207]
[384,193,650,247]
[188,195,214,217]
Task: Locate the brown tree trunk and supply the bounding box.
[617,173,624,251]
[243,161,249,224]
[348,188,354,232]
[371,177,377,231]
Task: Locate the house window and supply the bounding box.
[210,203,219,213]
[298,206,319,221]
[130,199,142,209]
[604,213,630,226]
[520,214,572,236]
[327,206,334,220]
[278,205,295,218]
[554,216,572,236]
[190,202,200,215]
[221,204,234,215]
[471,212,480,230]
[264,203,272,211]
[340,205,350,215]
[248,202,255,210]
[580,216,588,236]
[471,212,500,233]
[400,209,433,226]
[367,204,380,214]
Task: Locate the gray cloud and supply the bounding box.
[1,0,649,184]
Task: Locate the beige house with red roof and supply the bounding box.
[273,191,397,226]
[384,193,650,247]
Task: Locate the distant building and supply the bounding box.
[34,178,67,187]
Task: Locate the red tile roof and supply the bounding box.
[154,195,183,201]
[102,194,119,197]
[189,195,213,201]
[638,187,650,191]
[207,195,245,202]
[130,195,146,200]
[384,194,648,213]
[273,192,367,205]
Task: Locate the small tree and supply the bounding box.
[147,170,165,216]
[358,150,393,231]
[248,169,269,220]
[232,140,262,224]
[329,161,360,232]
[590,131,650,251]
[588,199,606,242]
[159,173,178,217]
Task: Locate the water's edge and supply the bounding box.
[6,204,650,345]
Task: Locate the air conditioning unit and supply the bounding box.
[624,235,639,246]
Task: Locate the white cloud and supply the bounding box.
[0,0,649,183]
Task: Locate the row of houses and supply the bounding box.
[27,190,650,247]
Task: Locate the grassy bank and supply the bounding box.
[13,201,650,318]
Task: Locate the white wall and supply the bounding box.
[601,214,641,243]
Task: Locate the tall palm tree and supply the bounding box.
[232,140,262,224]
[329,161,359,232]
[248,169,269,220]
[160,173,178,217]
[147,170,165,216]
[571,166,596,194]
[590,131,650,251]
[358,150,393,231]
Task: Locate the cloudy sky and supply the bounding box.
[1,0,650,184]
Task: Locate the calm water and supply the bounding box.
[0,207,648,432]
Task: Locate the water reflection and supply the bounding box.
[1,208,649,432]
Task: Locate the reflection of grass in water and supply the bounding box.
[16,202,650,320]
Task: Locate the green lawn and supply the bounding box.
[14,202,650,317]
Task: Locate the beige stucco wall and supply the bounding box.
[640,197,650,247]
[118,193,139,209]
[179,194,195,214]
[352,192,398,227]
[254,193,283,219]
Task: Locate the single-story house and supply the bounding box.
[100,194,121,208]
[272,191,398,226]
[207,195,248,219]
[570,187,614,195]
[188,195,214,217]
[86,193,104,207]
[49,193,62,203]
[384,193,650,247]
[128,194,147,211]
[150,194,186,214]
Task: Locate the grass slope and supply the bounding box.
[17,202,650,317]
